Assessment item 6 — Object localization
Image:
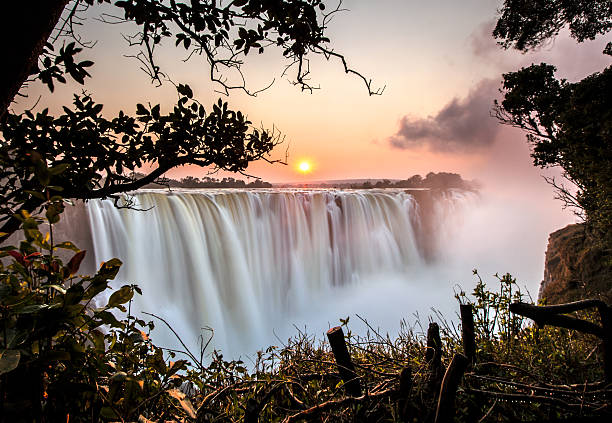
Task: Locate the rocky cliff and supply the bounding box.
[539,223,612,304]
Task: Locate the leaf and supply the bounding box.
[126,376,145,390]
[46,284,67,295]
[167,388,197,418]
[0,350,20,375]
[55,241,80,252]
[45,204,62,224]
[97,311,124,328]
[7,330,28,349]
[167,359,187,377]
[107,285,134,308]
[151,104,160,119]
[24,190,46,200]
[136,103,149,115]
[49,163,70,175]
[67,250,87,275]
[96,258,122,280]
[65,284,85,305]
[7,250,26,266]
[16,304,48,314]
[177,84,193,98]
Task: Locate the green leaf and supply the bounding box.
[16,304,48,314]
[0,350,21,375]
[97,258,122,280]
[97,310,124,328]
[24,190,46,200]
[65,284,85,305]
[49,163,70,175]
[107,285,134,308]
[55,241,80,252]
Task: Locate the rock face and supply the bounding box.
[540,223,612,304]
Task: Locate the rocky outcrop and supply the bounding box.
[539,223,612,304]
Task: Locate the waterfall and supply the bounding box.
[85,188,475,354]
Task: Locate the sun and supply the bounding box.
[298,161,312,173]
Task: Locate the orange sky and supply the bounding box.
[17,1,610,186]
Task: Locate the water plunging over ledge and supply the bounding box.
[81,188,476,355]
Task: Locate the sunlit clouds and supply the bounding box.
[388,79,501,153]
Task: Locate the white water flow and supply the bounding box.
[86,189,475,355]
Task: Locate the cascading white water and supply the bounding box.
[86,188,475,354]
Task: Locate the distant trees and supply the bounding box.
[349,172,476,190]
[137,173,273,188]
[493,0,612,244]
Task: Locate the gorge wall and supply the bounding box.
[540,223,612,304]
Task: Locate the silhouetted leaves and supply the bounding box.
[0,86,280,239]
[494,0,612,51]
[495,64,612,243]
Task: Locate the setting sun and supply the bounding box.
[298,161,312,173]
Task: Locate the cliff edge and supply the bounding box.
[540,223,612,304]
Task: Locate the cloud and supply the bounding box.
[389,79,501,152]
[470,19,499,59]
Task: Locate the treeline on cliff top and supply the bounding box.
[135,171,477,190]
[345,172,478,190]
[135,173,274,189]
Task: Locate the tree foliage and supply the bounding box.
[495,64,612,240]
[493,0,612,53]
[0,89,280,240]
[25,0,381,101]
[494,1,612,248]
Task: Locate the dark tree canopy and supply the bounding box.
[495,64,612,240]
[5,0,380,116]
[494,1,612,247]
[0,0,378,241]
[493,0,612,52]
[0,89,280,235]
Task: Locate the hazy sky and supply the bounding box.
[20,0,609,186]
